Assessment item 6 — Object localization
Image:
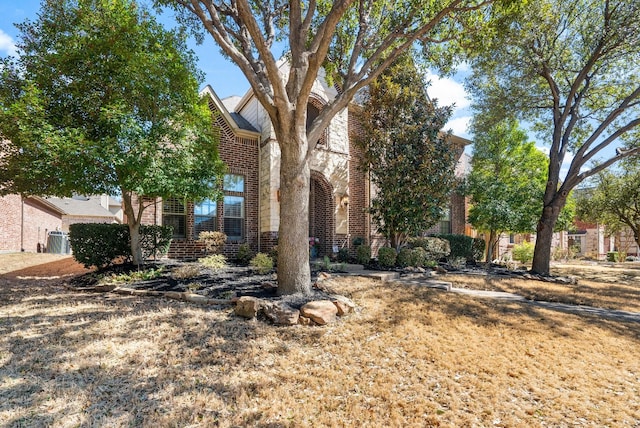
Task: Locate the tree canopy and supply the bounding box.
[0,0,225,264]
[576,160,640,252]
[466,0,640,274]
[355,52,456,249]
[159,0,509,294]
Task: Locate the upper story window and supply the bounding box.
[163,197,186,238]
[307,101,327,147]
[223,174,245,241]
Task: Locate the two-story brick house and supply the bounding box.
[139,70,471,260]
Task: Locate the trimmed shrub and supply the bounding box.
[407,237,450,261]
[397,248,412,268]
[198,231,227,254]
[433,234,475,261]
[250,252,274,274]
[200,254,228,270]
[172,264,201,280]
[140,225,173,260]
[69,223,130,268]
[236,243,253,266]
[356,245,372,265]
[337,247,350,263]
[512,241,535,264]
[377,246,397,268]
[412,247,429,267]
[607,251,626,262]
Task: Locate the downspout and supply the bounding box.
[257,136,261,253]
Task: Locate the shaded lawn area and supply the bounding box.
[446,263,640,313]
[1,273,639,427]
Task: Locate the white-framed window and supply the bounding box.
[223,174,245,240]
[438,208,451,234]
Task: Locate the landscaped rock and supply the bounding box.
[235,296,263,318]
[331,294,356,316]
[263,302,300,326]
[300,300,338,325]
[298,315,312,326]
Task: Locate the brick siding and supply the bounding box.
[0,195,63,253]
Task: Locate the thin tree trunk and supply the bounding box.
[277,127,312,295]
[121,190,144,266]
[486,229,497,262]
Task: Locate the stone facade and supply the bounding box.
[139,69,472,260]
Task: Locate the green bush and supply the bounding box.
[200,254,228,270]
[433,234,475,261]
[397,248,412,268]
[197,231,227,254]
[472,238,486,262]
[140,225,173,260]
[407,237,450,261]
[412,247,429,267]
[269,245,278,265]
[69,223,174,269]
[352,236,365,246]
[337,247,350,263]
[356,244,371,265]
[236,243,253,265]
[606,251,626,262]
[250,252,274,274]
[377,247,397,268]
[69,223,131,268]
[512,241,535,264]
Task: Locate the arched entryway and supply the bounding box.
[309,171,334,258]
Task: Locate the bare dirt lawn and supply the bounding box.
[1,254,639,427]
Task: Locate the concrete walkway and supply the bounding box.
[338,268,640,324]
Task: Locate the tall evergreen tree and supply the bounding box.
[355,53,456,249]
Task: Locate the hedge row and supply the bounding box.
[69,223,173,268]
[432,234,485,262]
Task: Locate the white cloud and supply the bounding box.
[0,29,17,57]
[446,116,472,138]
[425,69,470,110]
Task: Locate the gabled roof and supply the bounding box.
[200,85,260,137]
[44,196,117,218]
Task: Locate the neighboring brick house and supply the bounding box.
[0,194,121,253]
[142,68,473,260]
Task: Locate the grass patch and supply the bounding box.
[0,274,638,426]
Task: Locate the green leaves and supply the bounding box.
[0,0,224,203]
[355,52,456,248]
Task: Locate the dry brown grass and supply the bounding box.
[1,269,639,427]
[446,264,640,313]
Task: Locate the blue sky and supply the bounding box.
[0,0,474,140]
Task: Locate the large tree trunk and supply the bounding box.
[276,126,312,295]
[121,190,144,266]
[531,196,566,275]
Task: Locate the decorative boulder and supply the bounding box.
[331,295,356,316]
[235,296,262,319]
[263,302,300,326]
[300,300,338,325]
